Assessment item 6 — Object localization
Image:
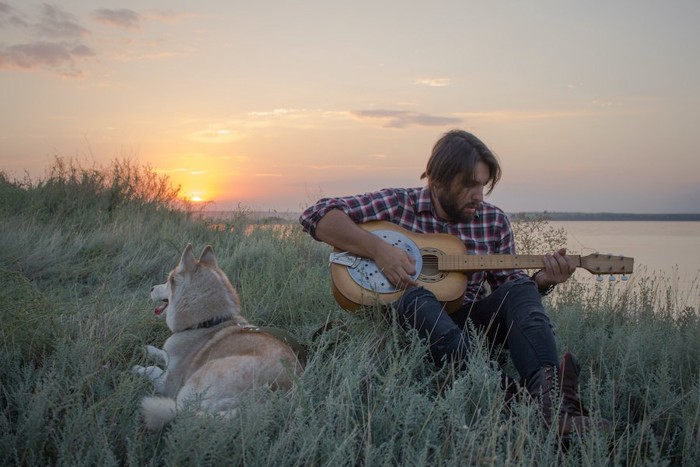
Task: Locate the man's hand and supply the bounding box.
[315,210,418,289]
[535,248,576,288]
[372,240,418,289]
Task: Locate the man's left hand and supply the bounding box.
[536,248,576,287]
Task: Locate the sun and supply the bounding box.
[183,191,209,204]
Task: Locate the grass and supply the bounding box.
[1,159,699,466]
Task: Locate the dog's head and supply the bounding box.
[151,244,242,332]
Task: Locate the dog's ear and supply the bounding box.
[178,243,197,274]
[199,245,218,268]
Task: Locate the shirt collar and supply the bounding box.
[416,186,433,214]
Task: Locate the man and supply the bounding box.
[299,129,606,437]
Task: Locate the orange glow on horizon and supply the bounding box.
[153,151,307,211]
[156,159,231,207]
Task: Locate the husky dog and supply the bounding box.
[133,244,303,431]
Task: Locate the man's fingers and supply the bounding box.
[388,265,418,289]
[403,251,417,274]
[554,248,576,274]
[543,249,576,279]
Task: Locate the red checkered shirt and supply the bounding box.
[299,186,526,303]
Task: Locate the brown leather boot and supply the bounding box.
[527,362,603,438]
[558,352,611,435]
[526,365,556,426]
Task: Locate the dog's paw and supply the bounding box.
[145,345,168,364]
[133,365,164,379]
[132,364,151,375]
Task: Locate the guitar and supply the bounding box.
[329,221,634,313]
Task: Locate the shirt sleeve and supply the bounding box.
[298,189,408,240]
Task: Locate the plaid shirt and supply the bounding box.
[299,186,526,303]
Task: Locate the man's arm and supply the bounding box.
[316,209,418,288]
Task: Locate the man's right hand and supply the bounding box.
[371,240,418,289]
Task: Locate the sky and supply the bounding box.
[1,0,699,214]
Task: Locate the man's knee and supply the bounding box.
[429,327,470,366]
[395,287,437,322]
[394,288,471,366]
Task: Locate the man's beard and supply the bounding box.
[434,188,479,223]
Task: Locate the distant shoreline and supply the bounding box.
[197,210,700,222]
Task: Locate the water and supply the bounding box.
[551,221,700,309]
[552,221,700,277]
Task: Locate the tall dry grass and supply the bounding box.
[1,159,698,466]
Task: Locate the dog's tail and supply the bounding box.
[140,396,178,431]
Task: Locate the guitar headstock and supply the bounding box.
[580,253,634,275]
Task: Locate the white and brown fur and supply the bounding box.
[132,244,303,431]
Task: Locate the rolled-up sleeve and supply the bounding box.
[299,197,348,240]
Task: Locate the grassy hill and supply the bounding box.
[1,159,698,466]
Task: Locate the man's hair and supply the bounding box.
[420,130,501,195]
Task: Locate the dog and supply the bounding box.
[132,244,304,431]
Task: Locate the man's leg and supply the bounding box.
[462,277,607,436]
[393,287,470,367]
[461,276,558,382]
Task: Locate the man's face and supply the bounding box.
[433,160,490,223]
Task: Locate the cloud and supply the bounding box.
[189,127,242,144]
[1,4,186,77]
[92,8,142,30]
[415,78,450,87]
[144,9,194,23]
[0,4,94,77]
[248,108,308,117]
[349,110,462,128]
[0,41,94,77]
[35,4,89,38]
[0,1,28,27]
[187,108,460,143]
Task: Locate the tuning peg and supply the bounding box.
[597,275,604,282]
[622,274,629,281]
[609,275,616,282]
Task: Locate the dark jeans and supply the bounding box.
[394,276,558,382]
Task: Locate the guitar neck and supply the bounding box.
[356,221,633,276]
[439,254,582,272]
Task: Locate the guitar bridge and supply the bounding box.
[329,251,362,268]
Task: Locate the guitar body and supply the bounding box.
[330,222,469,313]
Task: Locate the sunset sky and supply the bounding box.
[2,0,699,214]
